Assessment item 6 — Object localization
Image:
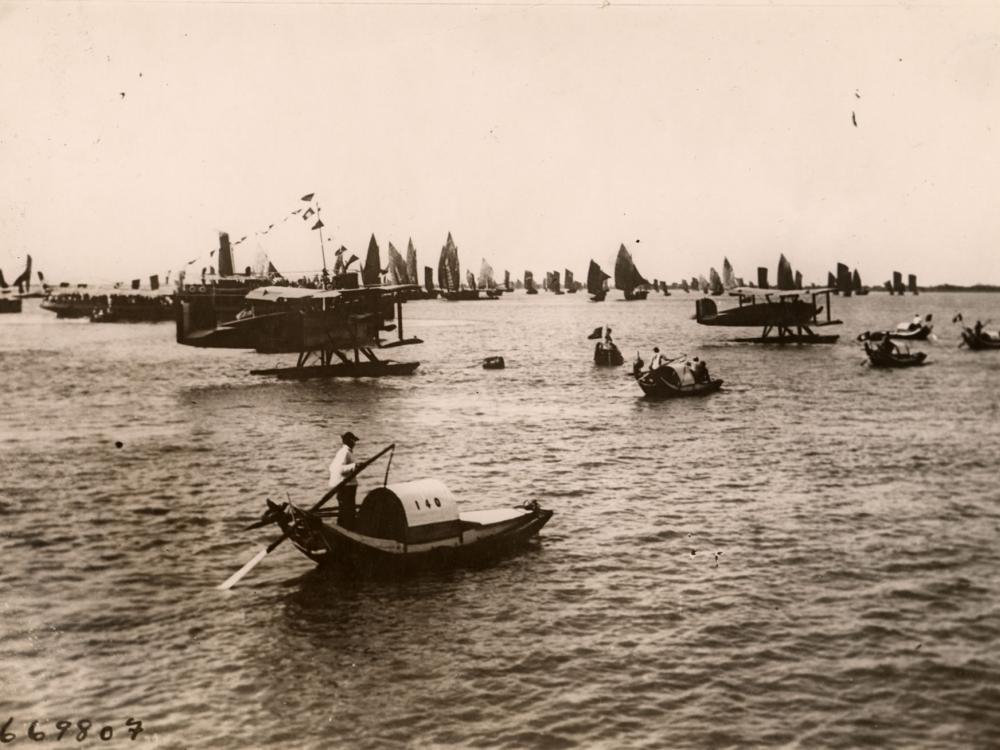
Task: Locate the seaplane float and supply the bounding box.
[219,444,554,588]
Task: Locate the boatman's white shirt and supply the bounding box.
[329,445,357,487]
[650,352,666,370]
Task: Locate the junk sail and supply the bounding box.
[852,269,863,293]
[478,259,495,290]
[362,235,382,286]
[587,260,610,301]
[836,262,852,296]
[524,271,537,294]
[757,267,769,289]
[437,233,461,292]
[722,258,737,290]
[893,271,905,295]
[466,270,477,291]
[386,242,408,285]
[614,245,649,300]
[406,239,419,285]
[908,274,919,295]
[565,269,576,293]
[709,268,724,295]
[777,254,795,290]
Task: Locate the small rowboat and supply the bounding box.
[594,342,624,366]
[634,365,723,398]
[262,479,553,574]
[482,356,506,369]
[864,343,927,368]
[961,327,1000,351]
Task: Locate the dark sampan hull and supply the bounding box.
[280,507,553,575]
[636,374,724,398]
[866,349,927,368]
[594,343,624,366]
[961,329,1000,351]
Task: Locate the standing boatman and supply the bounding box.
[329,431,360,528]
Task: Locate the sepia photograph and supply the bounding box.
[2,0,999,747]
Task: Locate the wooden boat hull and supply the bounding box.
[594,343,624,366]
[961,328,1000,350]
[622,289,648,301]
[636,373,723,398]
[279,504,553,574]
[589,291,607,302]
[0,297,22,314]
[889,325,932,340]
[250,360,420,380]
[440,290,498,301]
[866,349,927,367]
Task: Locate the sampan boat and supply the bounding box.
[960,326,1000,351]
[267,479,552,573]
[864,343,927,368]
[634,363,723,398]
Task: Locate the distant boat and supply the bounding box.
[524,270,538,295]
[757,267,769,289]
[722,258,737,290]
[362,235,383,286]
[691,276,700,292]
[794,271,803,290]
[679,278,690,293]
[614,245,649,300]
[852,268,868,295]
[709,268,725,296]
[884,280,894,294]
[503,270,512,292]
[549,270,564,295]
[658,281,670,296]
[698,275,710,294]
[777,254,796,290]
[0,267,22,314]
[565,269,577,293]
[478,258,499,295]
[827,271,837,290]
[864,340,928,368]
[466,270,477,291]
[438,233,481,301]
[386,242,408,286]
[405,239,420,286]
[908,274,919,295]
[892,271,905,295]
[836,262,852,297]
[587,260,610,302]
[424,266,437,297]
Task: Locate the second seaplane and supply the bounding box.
[176,233,423,380]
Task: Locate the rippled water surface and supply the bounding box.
[2,293,999,749]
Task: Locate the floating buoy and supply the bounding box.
[482,356,505,370]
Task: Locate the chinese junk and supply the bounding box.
[587,260,610,302]
[614,245,649,301]
[223,444,553,583]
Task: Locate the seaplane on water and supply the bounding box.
[176,230,423,380]
[694,255,842,344]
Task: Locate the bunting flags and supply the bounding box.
[335,245,347,256]
[344,254,358,267]
[302,207,315,220]
[311,219,324,230]
[301,192,315,202]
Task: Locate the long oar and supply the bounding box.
[218,443,395,590]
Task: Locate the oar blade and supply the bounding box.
[218,547,269,590]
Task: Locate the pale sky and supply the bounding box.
[1,1,998,287]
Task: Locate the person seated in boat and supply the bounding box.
[879,334,899,356]
[235,305,253,321]
[649,347,666,372]
[632,355,644,379]
[909,314,922,331]
[974,320,986,339]
[692,357,710,384]
[329,431,360,529]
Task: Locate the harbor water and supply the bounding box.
[2,293,999,749]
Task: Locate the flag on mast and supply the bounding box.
[312,219,324,230]
[301,192,315,202]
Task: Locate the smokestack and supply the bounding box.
[217,232,234,277]
[149,275,159,291]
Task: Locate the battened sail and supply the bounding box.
[549,271,562,293]
[777,254,795,290]
[757,267,769,289]
[698,275,710,294]
[362,235,382,286]
[587,260,610,295]
[524,271,536,293]
[466,270,477,290]
[680,278,690,293]
[387,242,408,285]
[504,270,512,292]
[836,262,852,296]
[406,239,419,285]
[478,259,495,289]
[709,268,724,295]
[722,258,737,290]
[827,272,837,289]
[794,271,803,290]
[892,271,905,295]
[424,266,435,293]
[11,254,32,293]
[852,268,863,292]
[615,245,649,297]
[437,233,461,292]
[908,274,919,295]
[565,269,575,292]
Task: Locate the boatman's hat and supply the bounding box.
[342,431,359,445]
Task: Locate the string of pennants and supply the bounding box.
[184,192,323,267]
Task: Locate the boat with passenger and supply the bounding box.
[632,354,723,397]
[221,444,553,583]
[959,320,1000,351]
[863,337,927,368]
